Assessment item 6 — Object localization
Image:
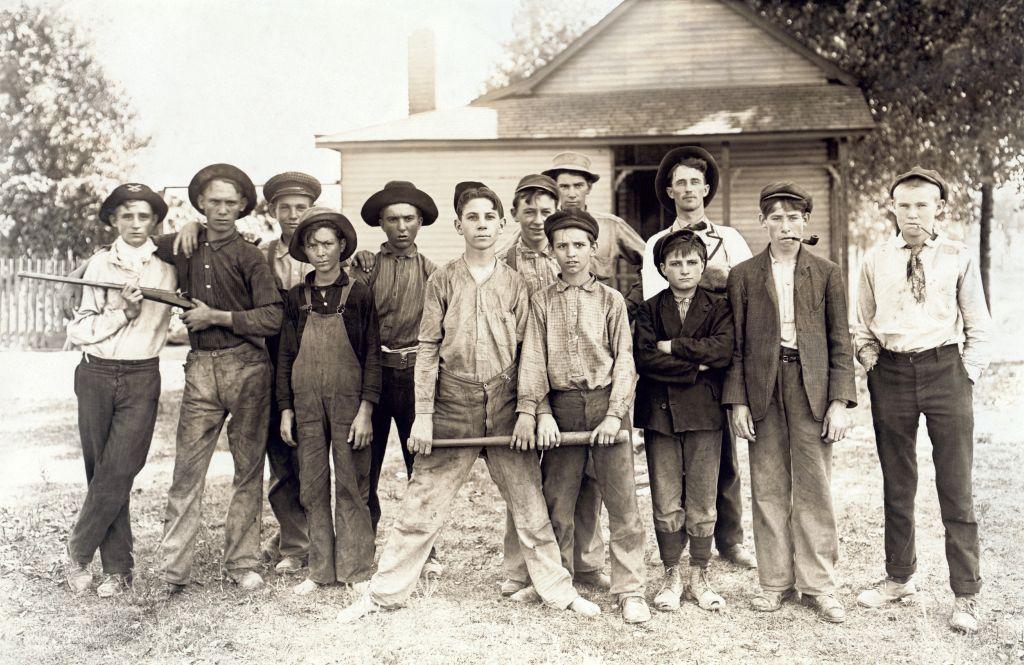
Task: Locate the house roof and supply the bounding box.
[315,84,874,148]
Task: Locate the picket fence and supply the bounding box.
[0,257,71,348]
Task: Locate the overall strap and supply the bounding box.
[303,280,354,314]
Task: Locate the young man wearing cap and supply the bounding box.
[513,207,650,624]
[155,163,283,594]
[724,182,856,623]
[276,207,381,595]
[63,184,176,598]
[854,168,991,634]
[257,171,320,574]
[638,146,757,571]
[337,185,598,622]
[352,180,442,575]
[634,229,734,613]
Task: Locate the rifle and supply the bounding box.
[18,271,196,309]
[431,430,630,448]
[18,271,267,349]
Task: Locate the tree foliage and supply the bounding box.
[0,6,148,259]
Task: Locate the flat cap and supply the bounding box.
[453,181,486,213]
[542,151,600,183]
[759,181,813,213]
[890,166,948,201]
[188,163,257,217]
[264,171,321,206]
[544,209,599,243]
[454,181,504,218]
[652,229,708,278]
[99,183,168,226]
[361,180,439,227]
[514,173,559,200]
[289,206,358,264]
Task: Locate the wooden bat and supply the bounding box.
[431,430,631,448]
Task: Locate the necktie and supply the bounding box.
[907,245,926,303]
[684,221,707,232]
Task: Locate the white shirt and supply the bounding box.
[264,237,309,291]
[770,253,798,348]
[642,217,753,298]
[67,239,176,360]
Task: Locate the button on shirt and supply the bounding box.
[770,253,798,348]
[517,275,637,419]
[155,229,283,350]
[352,243,437,351]
[497,237,560,297]
[641,218,753,298]
[415,258,529,414]
[264,237,309,292]
[854,233,991,382]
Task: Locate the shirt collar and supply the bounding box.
[555,274,598,292]
[516,236,552,258]
[275,236,291,258]
[893,231,938,249]
[201,228,240,250]
[380,242,419,258]
[671,216,712,232]
[303,269,349,288]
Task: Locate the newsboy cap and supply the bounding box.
[514,173,559,200]
[759,181,814,213]
[288,206,358,264]
[361,180,439,227]
[544,209,599,243]
[188,163,257,217]
[652,229,708,278]
[263,171,321,206]
[655,146,719,212]
[890,166,948,201]
[542,152,600,183]
[99,183,168,226]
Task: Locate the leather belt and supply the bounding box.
[780,346,800,363]
[381,349,416,369]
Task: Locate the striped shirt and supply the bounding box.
[352,242,437,351]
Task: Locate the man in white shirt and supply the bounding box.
[638,146,756,570]
[64,183,176,599]
[854,167,992,635]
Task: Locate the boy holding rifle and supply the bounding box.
[64,183,176,598]
[337,184,597,622]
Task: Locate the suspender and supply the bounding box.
[302,281,353,315]
[265,238,285,292]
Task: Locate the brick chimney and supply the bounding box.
[407,28,436,116]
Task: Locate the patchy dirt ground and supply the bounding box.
[1,278,1023,664]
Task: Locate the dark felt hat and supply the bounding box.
[289,206,358,263]
[652,229,708,278]
[759,181,814,213]
[361,180,439,227]
[264,171,321,205]
[890,166,948,201]
[99,183,168,226]
[542,151,600,183]
[514,173,559,200]
[544,209,599,243]
[188,163,257,217]
[655,146,719,212]
[453,181,487,215]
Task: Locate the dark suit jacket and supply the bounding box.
[634,287,734,433]
[723,246,856,421]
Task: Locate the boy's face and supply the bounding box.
[555,173,592,210]
[198,179,246,235]
[660,248,705,292]
[515,192,558,246]
[550,227,595,278]
[303,226,345,272]
[113,200,156,248]
[455,197,504,251]
[379,202,423,251]
[892,181,944,243]
[269,193,314,241]
[759,201,808,250]
[667,164,708,214]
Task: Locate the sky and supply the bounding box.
[25,0,613,189]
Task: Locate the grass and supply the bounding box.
[2,275,1024,663]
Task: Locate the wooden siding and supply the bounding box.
[339,147,614,265]
[534,0,827,95]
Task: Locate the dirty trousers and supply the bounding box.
[160,344,270,584]
[369,368,578,609]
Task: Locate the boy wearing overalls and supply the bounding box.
[277,207,382,595]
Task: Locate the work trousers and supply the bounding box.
[69,355,160,574]
[749,357,838,596]
[715,426,745,552]
[645,429,721,567]
[266,400,309,559]
[868,345,981,595]
[160,344,270,585]
[369,368,577,609]
[369,364,417,532]
[540,387,646,597]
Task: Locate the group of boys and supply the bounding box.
[63,146,990,634]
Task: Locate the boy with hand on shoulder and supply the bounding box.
[515,209,650,624]
[634,230,734,613]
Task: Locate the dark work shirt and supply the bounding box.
[276,270,382,411]
[155,229,283,350]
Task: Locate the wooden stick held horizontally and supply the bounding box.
[431,430,630,448]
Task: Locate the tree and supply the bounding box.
[0,6,148,259]
[746,0,1024,306]
[485,0,607,92]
